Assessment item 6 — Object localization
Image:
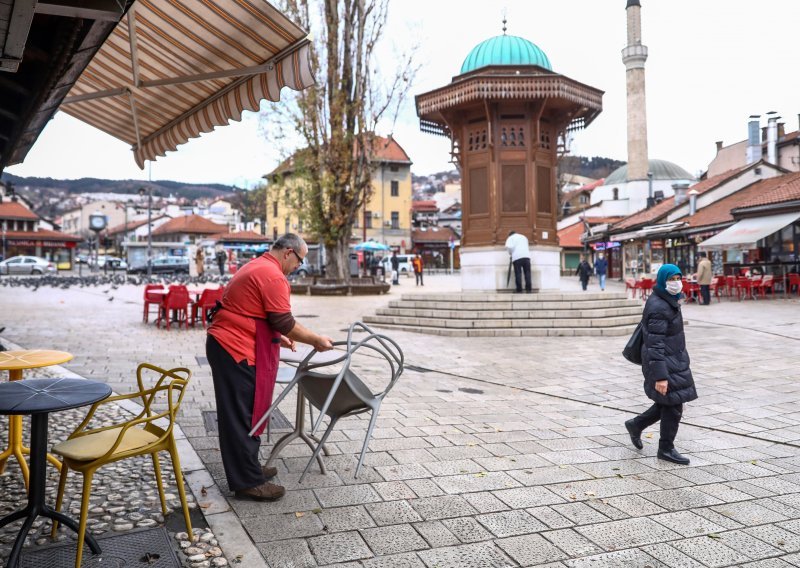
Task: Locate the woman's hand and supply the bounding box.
[655,380,668,396]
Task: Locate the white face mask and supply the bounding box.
[665,280,683,295]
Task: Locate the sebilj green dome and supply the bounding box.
[460,34,552,75]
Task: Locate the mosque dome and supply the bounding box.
[460,34,552,75]
[604,159,694,185]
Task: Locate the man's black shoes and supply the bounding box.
[624,419,643,450]
[657,448,690,465]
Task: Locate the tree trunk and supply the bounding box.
[325,233,352,281]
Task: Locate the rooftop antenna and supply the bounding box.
[501,10,507,35]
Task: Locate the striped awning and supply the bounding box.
[59,0,314,168]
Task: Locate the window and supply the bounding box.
[273,201,278,217]
[391,211,399,230]
[365,211,372,229]
[390,180,399,197]
[579,194,588,205]
[390,165,399,173]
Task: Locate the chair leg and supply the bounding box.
[151,452,168,515]
[75,469,96,568]
[355,408,381,479]
[300,417,338,484]
[50,463,70,537]
[168,441,193,539]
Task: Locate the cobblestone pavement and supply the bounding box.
[2,274,800,567]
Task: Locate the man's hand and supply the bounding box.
[655,380,668,396]
[314,335,334,352]
[280,335,296,351]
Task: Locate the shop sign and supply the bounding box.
[7,239,76,248]
[591,241,621,251]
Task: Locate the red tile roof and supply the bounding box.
[217,231,270,243]
[558,222,585,248]
[733,170,800,210]
[411,226,458,244]
[152,215,228,236]
[0,201,39,220]
[611,164,755,231]
[4,230,81,242]
[412,200,438,212]
[674,171,800,228]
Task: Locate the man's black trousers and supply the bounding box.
[700,284,710,305]
[513,257,532,292]
[629,403,683,451]
[206,335,266,491]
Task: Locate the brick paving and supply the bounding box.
[2,274,800,567]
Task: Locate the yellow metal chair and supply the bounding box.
[50,364,193,568]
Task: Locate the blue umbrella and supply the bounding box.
[354,241,390,252]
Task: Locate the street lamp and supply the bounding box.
[138,186,154,279]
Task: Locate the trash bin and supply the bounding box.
[349,253,359,277]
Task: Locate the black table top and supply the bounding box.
[0,378,111,415]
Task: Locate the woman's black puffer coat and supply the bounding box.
[640,287,697,406]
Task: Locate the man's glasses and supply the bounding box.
[290,249,304,264]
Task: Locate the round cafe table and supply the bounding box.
[0,350,73,487]
[0,378,112,568]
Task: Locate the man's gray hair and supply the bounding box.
[273,233,306,252]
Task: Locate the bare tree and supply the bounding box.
[263,0,416,280]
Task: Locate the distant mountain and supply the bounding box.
[558,156,626,180]
[0,173,235,218]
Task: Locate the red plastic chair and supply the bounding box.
[736,277,755,301]
[755,275,774,298]
[789,274,800,296]
[143,284,165,323]
[682,280,700,303]
[639,278,654,300]
[625,278,637,299]
[709,276,723,302]
[725,275,737,298]
[158,288,191,330]
[191,287,224,328]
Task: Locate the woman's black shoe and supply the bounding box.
[624,419,643,449]
[657,448,690,465]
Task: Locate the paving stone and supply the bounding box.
[641,487,725,511]
[745,524,800,553]
[718,529,784,560]
[434,471,521,494]
[375,463,432,481]
[507,465,592,486]
[413,521,460,548]
[314,484,382,508]
[317,505,376,532]
[308,530,373,564]
[650,510,728,537]
[242,511,325,542]
[695,482,761,503]
[417,542,515,568]
[229,489,320,518]
[257,538,316,568]
[441,517,493,543]
[475,509,546,538]
[640,542,705,568]
[737,559,795,568]
[462,491,510,514]
[410,495,477,520]
[551,502,611,525]
[548,476,662,501]
[539,449,608,465]
[361,552,427,568]
[542,528,604,557]
[371,481,418,501]
[671,535,752,567]
[576,517,680,551]
[405,479,445,498]
[365,500,423,526]
[361,524,429,555]
[495,533,569,566]
[527,506,575,529]
[710,501,789,526]
[562,548,667,568]
[492,486,565,509]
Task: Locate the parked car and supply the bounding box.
[290,260,322,279]
[91,255,128,270]
[0,255,56,275]
[127,256,190,275]
[381,254,414,277]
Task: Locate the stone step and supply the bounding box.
[400,291,630,302]
[375,305,643,320]
[363,313,642,330]
[389,298,641,311]
[362,321,638,338]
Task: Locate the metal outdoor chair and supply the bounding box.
[50,364,193,568]
[252,322,403,482]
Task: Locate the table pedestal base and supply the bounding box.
[0,413,101,568]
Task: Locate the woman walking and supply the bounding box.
[575,255,592,291]
[625,264,697,465]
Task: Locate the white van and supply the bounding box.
[382,254,414,277]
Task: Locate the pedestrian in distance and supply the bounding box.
[412,253,424,286]
[195,247,205,277]
[594,252,608,291]
[215,248,226,275]
[504,230,532,293]
[696,251,712,305]
[206,233,334,501]
[625,263,697,465]
[576,255,592,291]
[390,251,400,285]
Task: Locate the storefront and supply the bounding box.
[2,232,81,269]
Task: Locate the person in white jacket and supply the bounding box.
[505,231,532,293]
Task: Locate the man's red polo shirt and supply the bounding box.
[208,254,291,365]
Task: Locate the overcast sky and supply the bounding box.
[6,0,800,186]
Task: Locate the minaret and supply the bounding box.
[622,0,649,180]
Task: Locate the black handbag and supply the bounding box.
[622,321,644,365]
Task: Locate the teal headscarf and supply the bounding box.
[655,263,682,296]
